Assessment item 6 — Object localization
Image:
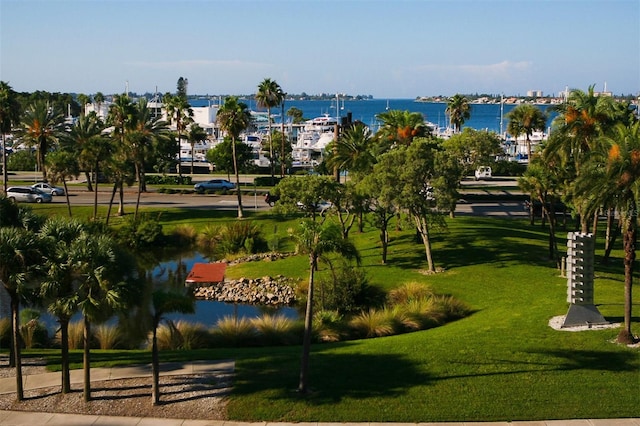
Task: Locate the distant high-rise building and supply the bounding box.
[527,90,543,97]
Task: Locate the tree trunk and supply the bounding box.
[298,254,316,394]
[281,103,286,177]
[11,295,23,401]
[414,215,435,272]
[617,213,636,344]
[231,138,243,219]
[106,182,118,226]
[151,321,160,405]
[85,171,93,192]
[62,179,72,218]
[380,229,388,264]
[117,183,125,216]
[93,163,100,220]
[135,163,142,221]
[60,317,71,394]
[83,316,91,402]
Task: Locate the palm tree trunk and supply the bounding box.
[106,183,118,226]
[231,138,243,219]
[117,183,125,216]
[151,321,160,405]
[11,295,23,401]
[93,163,99,220]
[62,179,72,218]
[83,316,91,402]
[60,318,71,394]
[134,163,142,221]
[617,214,636,344]
[281,103,286,177]
[298,254,316,394]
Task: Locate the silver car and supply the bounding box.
[32,182,65,196]
[194,179,236,193]
[6,187,53,203]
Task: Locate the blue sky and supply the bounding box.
[1,0,638,98]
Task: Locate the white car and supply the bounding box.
[6,187,52,203]
[32,182,65,195]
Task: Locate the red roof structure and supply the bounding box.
[185,263,227,285]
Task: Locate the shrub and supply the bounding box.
[6,149,36,171]
[168,224,198,247]
[196,221,266,257]
[433,294,472,320]
[146,175,192,185]
[492,160,526,177]
[313,310,346,343]
[116,213,163,249]
[254,176,283,187]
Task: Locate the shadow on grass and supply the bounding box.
[442,349,638,383]
[232,344,432,404]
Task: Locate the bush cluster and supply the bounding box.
[145,175,193,186]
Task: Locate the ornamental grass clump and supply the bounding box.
[154,320,209,350]
[348,308,395,338]
[66,321,85,350]
[169,224,198,246]
[211,316,257,347]
[313,310,347,342]
[93,323,121,350]
[250,314,301,346]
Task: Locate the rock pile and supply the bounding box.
[193,275,297,306]
[223,252,292,265]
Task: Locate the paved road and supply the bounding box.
[7,173,528,217]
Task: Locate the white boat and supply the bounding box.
[292,114,338,166]
[243,133,270,168]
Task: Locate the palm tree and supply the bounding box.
[0,227,43,401]
[576,122,640,344]
[326,122,375,178]
[507,104,547,163]
[186,123,207,175]
[0,81,21,192]
[107,94,136,218]
[446,94,471,133]
[60,112,105,193]
[39,217,87,393]
[216,96,252,219]
[93,92,105,118]
[293,220,360,394]
[546,86,621,233]
[19,99,64,181]
[163,93,193,178]
[374,109,428,152]
[71,233,134,401]
[256,78,284,181]
[76,94,91,116]
[128,98,170,219]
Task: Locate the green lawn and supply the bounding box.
[22,204,640,422]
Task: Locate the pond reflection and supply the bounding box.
[39,248,298,347]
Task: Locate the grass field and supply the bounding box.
[22,202,640,422]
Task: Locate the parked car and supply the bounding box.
[296,200,333,214]
[194,179,236,193]
[31,182,65,195]
[475,166,492,181]
[6,187,52,203]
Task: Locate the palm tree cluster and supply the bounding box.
[518,85,639,344]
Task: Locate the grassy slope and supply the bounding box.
[26,204,639,421]
[225,216,639,422]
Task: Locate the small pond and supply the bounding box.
[37,249,299,336]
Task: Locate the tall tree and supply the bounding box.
[0,81,21,192]
[216,96,252,219]
[164,92,193,178]
[507,104,547,164]
[256,78,284,181]
[107,94,136,218]
[446,94,471,133]
[45,150,79,217]
[60,112,105,193]
[576,122,640,344]
[0,227,43,401]
[19,100,64,181]
[293,220,359,394]
[127,98,170,219]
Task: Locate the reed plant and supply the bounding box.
[169,224,198,246]
[196,224,221,254]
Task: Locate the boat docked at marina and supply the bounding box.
[292,114,338,167]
